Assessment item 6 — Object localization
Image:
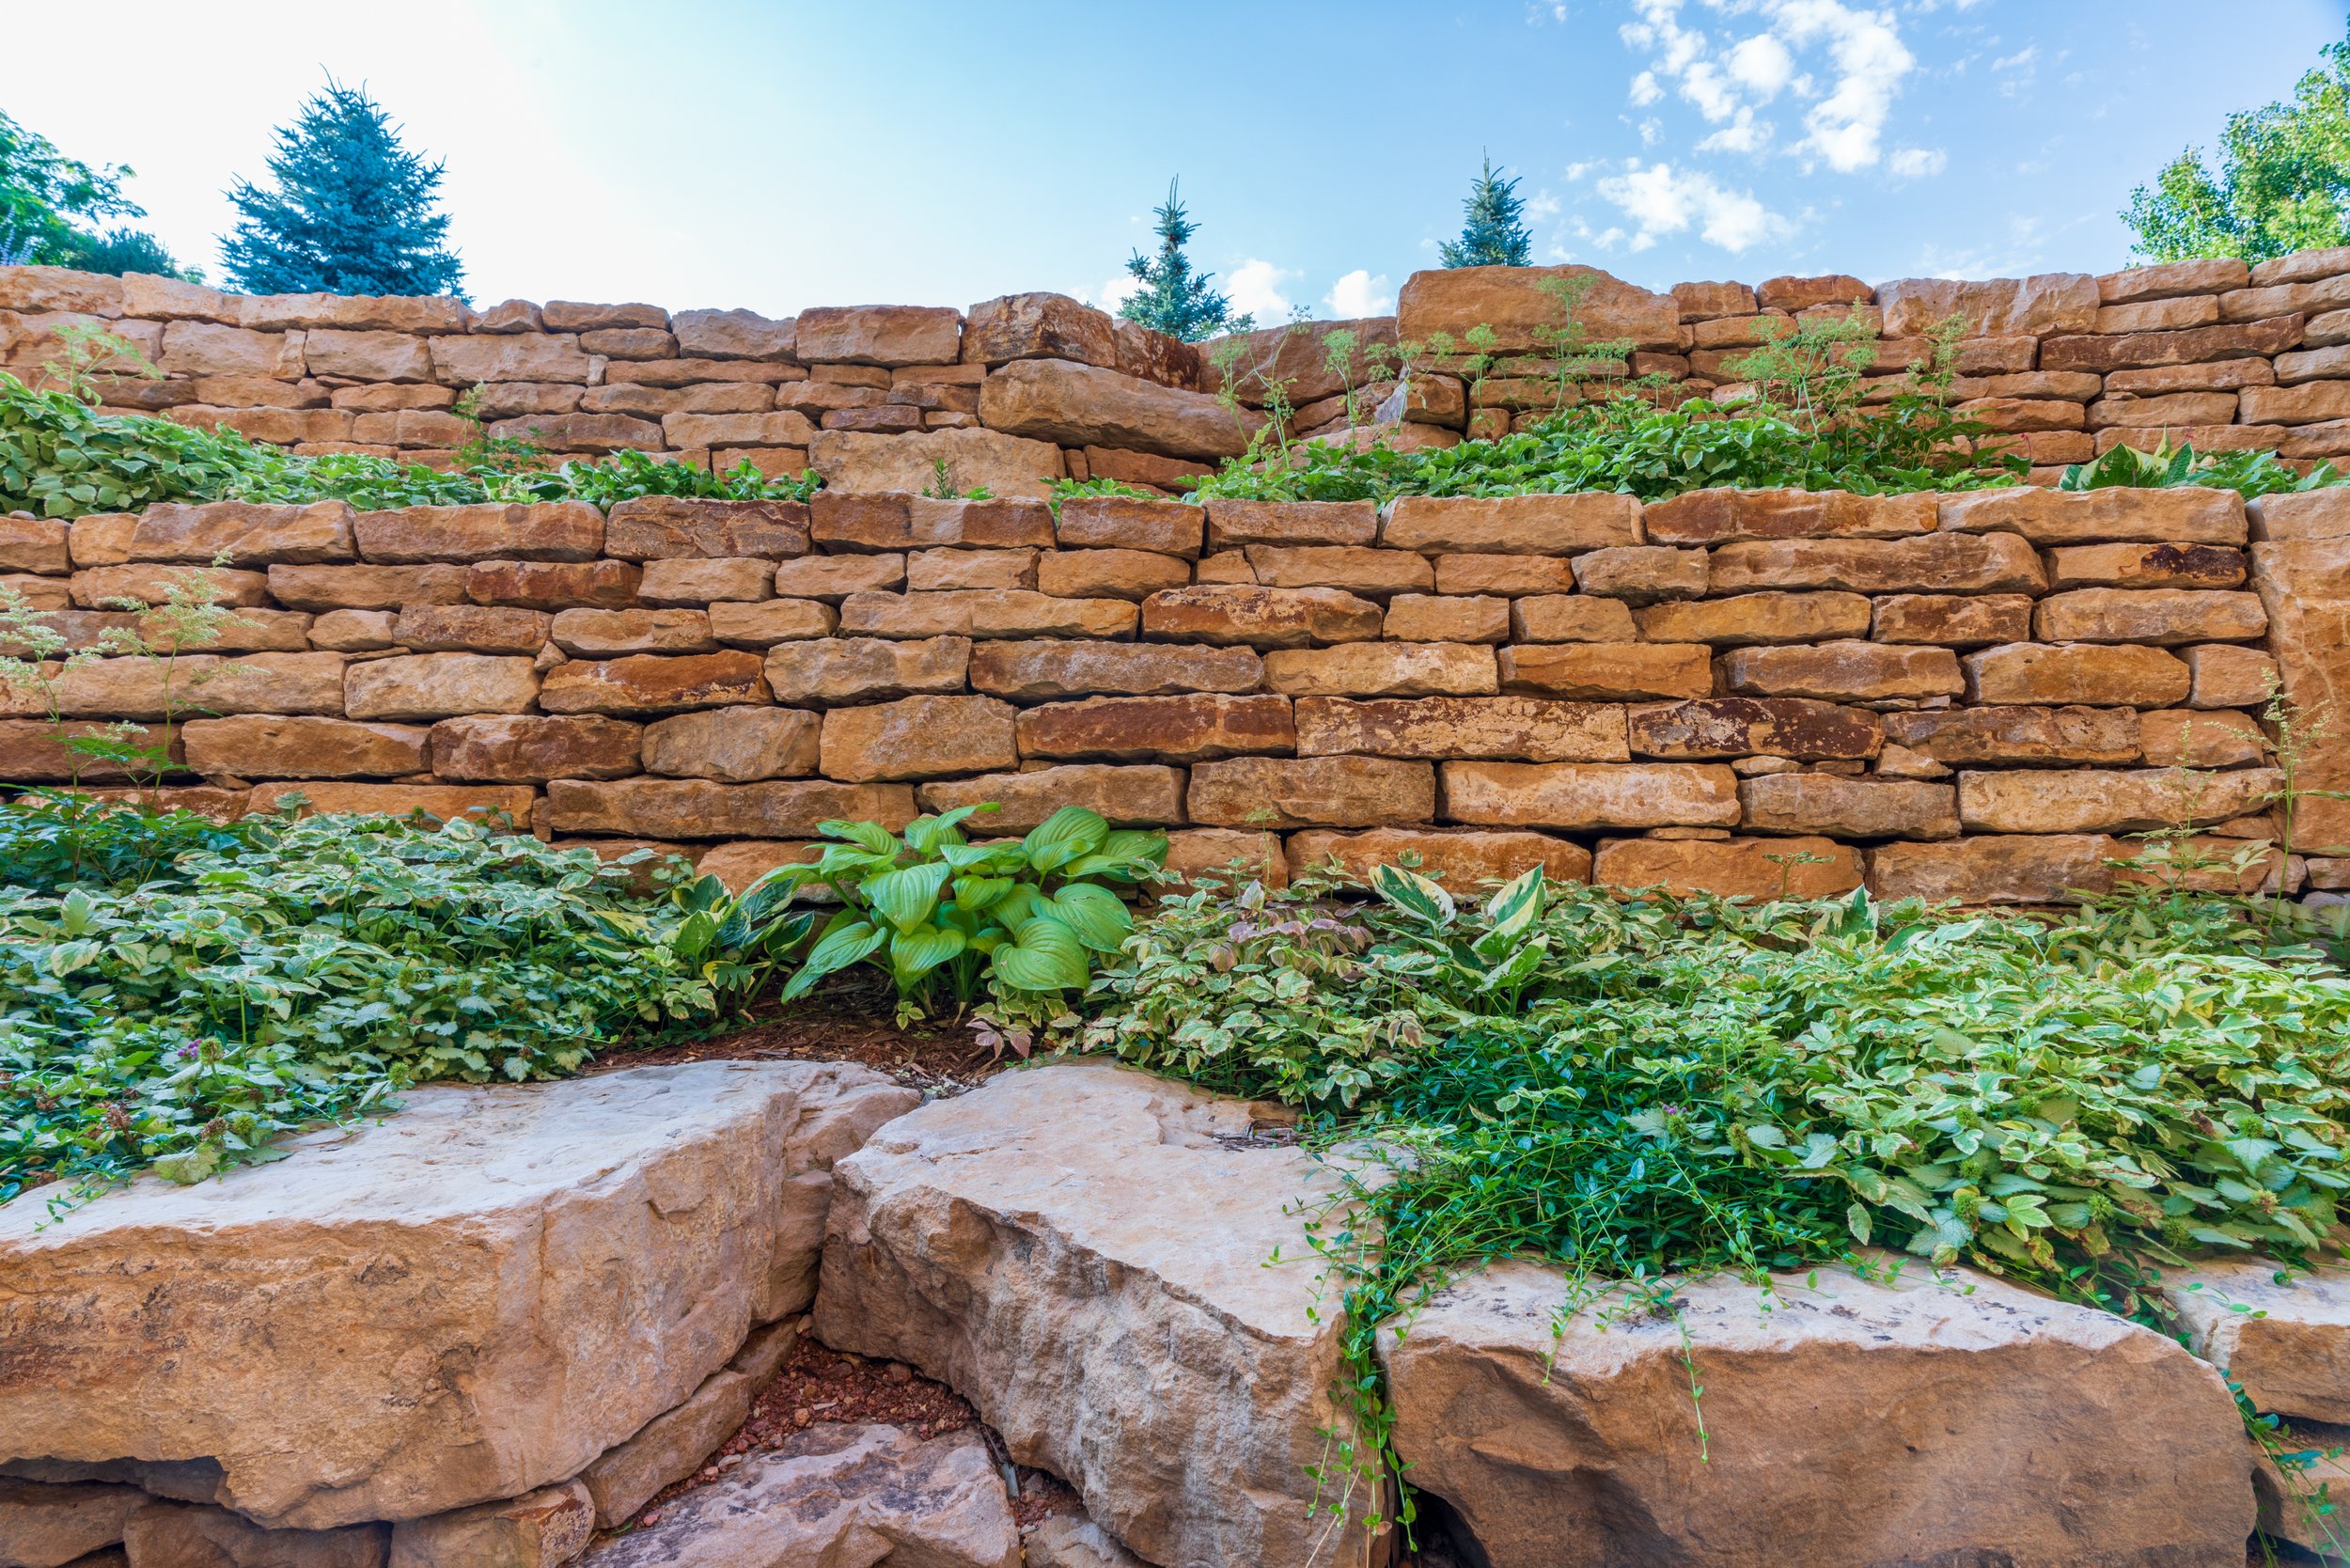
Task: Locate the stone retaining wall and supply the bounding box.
[8,250,2350,498]
[7,482,2345,905]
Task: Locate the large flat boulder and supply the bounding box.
[814,1061,1376,1568]
[2165,1259,2350,1423]
[807,427,1065,500]
[1382,1259,2254,1568]
[0,1061,916,1530]
[979,358,1261,461]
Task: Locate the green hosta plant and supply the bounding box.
[774,806,1166,1034]
[2060,437,2349,498]
[661,865,818,1005]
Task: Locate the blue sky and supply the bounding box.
[8,1,2345,319]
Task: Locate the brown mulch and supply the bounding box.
[587,985,1010,1095]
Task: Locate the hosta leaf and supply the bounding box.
[992,915,1091,992]
[889,924,966,984]
[1024,807,1109,873]
[1038,883,1133,952]
[781,919,885,1000]
[1371,864,1453,927]
[861,862,953,934]
[822,819,901,855]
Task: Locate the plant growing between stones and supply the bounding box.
[2060,435,2350,498]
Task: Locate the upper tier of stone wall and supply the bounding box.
[6,246,2350,499]
[6,483,2347,909]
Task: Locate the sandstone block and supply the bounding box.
[1202,499,1379,549]
[387,1480,591,1568]
[548,607,716,656]
[980,358,1257,460]
[1738,774,1959,839]
[346,652,539,721]
[2184,643,2280,708]
[661,411,817,448]
[1636,590,1872,646]
[794,305,961,366]
[1382,494,1642,556]
[545,778,916,838]
[1160,828,1287,890]
[1244,544,1433,597]
[764,636,971,707]
[1866,593,2036,647]
[128,501,354,566]
[427,334,593,385]
[837,589,1134,640]
[252,782,538,824]
[706,599,836,648]
[1498,642,1713,701]
[2246,382,2350,425]
[70,564,268,608]
[1287,827,1590,892]
[603,496,809,560]
[963,291,1119,368]
[119,1500,386,1566]
[1441,760,1741,830]
[1293,696,1627,762]
[916,763,1187,829]
[637,557,776,606]
[1262,642,1497,698]
[1963,642,2192,707]
[2163,1261,2350,1426]
[1870,835,2126,903]
[1591,835,1864,900]
[180,716,428,780]
[538,651,769,715]
[1381,593,1510,643]
[808,428,1065,502]
[773,552,905,601]
[1016,694,1293,762]
[1434,554,1583,596]
[2031,588,2267,645]
[1035,547,1192,602]
[1709,533,2045,594]
[389,604,551,654]
[1397,263,1681,352]
[1570,545,1707,603]
[0,1063,914,1529]
[2139,708,2267,768]
[641,706,820,783]
[464,560,641,610]
[2251,536,2350,851]
[1625,697,1885,760]
[1719,640,1964,701]
[65,513,136,568]
[266,564,469,611]
[1055,496,1205,557]
[968,639,1262,699]
[904,548,1036,593]
[0,1477,147,1567]
[2047,542,2248,590]
[428,714,643,782]
[157,321,305,379]
[670,307,795,360]
[819,695,1017,782]
[1187,756,1434,828]
[1938,486,2245,545]
[1642,488,1934,545]
[1140,584,1381,648]
[354,503,602,565]
[691,841,820,895]
[1958,766,2281,833]
[1505,595,1640,644]
[1880,705,2141,765]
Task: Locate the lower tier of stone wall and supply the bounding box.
[6,481,2347,907]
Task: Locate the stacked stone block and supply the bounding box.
[8,481,2339,907]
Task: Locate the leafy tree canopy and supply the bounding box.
[1439,153,1533,269]
[2123,21,2350,264]
[0,109,191,278]
[1119,180,1246,342]
[222,80,465,299]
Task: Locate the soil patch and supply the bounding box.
[590,981,1009,1095]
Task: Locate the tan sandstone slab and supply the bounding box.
[1441,760,1741,830]
[1591,835,1865,900]
[1285,827,1591,891]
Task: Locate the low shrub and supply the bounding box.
[2060,437,2350,498]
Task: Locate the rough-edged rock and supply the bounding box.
[537,651,769,715]
[119,1500,388,1567]
[1397,264,1680,352]
[1140,584,1382,649]
[642,706,819,782]
[2252,536,2350,852]
[128,501,355,566]
[969,640,1262,700]
[180,716,428,780]
[815,1064,1372,1568]
[546,778,916,839]
[0,1062,916,1529]
[2163,1261,2350,1425]
[979,358,1258,460]
[1627,698,1883,760]
[1963,642,2192,708]
[1022,1514,1152,1568]
[579,1424,1017,1568]
[1880,705,2141,766]
[1642,488,1934,545]
[1381,494,1642,555]
[1939,486,2246,545]
[1869,834,2125,903]
[1015,694,1292,761]
[1497,642,1713,701]
[1381,1258,2250,1568]
[763,635,971,707]
[1054,495,1204,557]
[1442,760,1742,830]
[793,305,962,367]
[819,695,1017,782]
[1591,835,1864,899]
[1958,766,2281,833]
[1292,695,1627,761]
[386,1481,592,1568]
[429,714,643,782]
[808,428,1065,501]
[1261,641,1497,698]
[1286,827,1590,890]
[0,1479,147,1568]
[916,764,1186,830]
[1739,773,1960,839]
[1187,755,1433,828]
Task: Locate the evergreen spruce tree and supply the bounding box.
[222,81,465,298]
[1439,154,1533,269]
[1119,180,1244,342]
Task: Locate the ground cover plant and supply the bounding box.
[1065,862,2350,1540]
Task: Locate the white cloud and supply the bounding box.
[1595,160,1791,252]
[1776,0,1916,172]
[1991,46,2037,71]
[1888,146,1947,178]
[1698,106,1774,154]
[1629,69,1663,106]
[1726,34,1796,97]
[1226,259,1296,321]
[1093,274,1138,310]
[1323,269,1394,318]
[1527,190,1562,218]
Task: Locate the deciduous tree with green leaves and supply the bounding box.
[1119,179,1246,342]
[222,80,465,299]
[2123,20,2350,264]
[1438,153,1533,269]
[0,109,190,277]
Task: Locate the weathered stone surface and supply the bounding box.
[916,764,1186,829]
[2161,1261,2350,1426]
[0,719,178,783]
[266,564,469,611]
[1879,272,2102,337]
[640,706,819,782]
[1719,640,1964,701]
[1016,694,1293,761]
[1870,834,2127,903]
[1570,545,1707,603]
[808,428,1065,502]
[2251,537,2350,852]
[1959,766,2281,833]
[1261,642,1498,698]
[1140,585,1382,649]
[1435,554,1583,597]
[1592,835,1864,899]
[1506,595,1639,643]
[429,714,642,782]
[980,357,1257,460]
[2252,490,2350,542]
[1293,696,1627,762]
[2185,643,2282,709]
[180,716,428,779]
[1636,591,1872,646]
[962,291,1118,369]
[1498,642,1713,701]
[1383,1258,2249,1568]
[1286,827,1590,891]
[772,553,904,602]
[815,1065,1371,1568]
[2139,708,2267,768]
[794,305,962,367]
[245,782,538,823]
[548,608,717,657]
[388,1481,592,1568]
[1963,642,2193,707]
[1628,698,1883,760]
[1398,263,1680,352]
[1187,756,1434,828]
[705,599,836,648]
[1202,500,1379,550]
[603,497,809,560]
[819,695,1016,782]
[1441,761,1742,830]
[1035,548,1193,602]
[1024,1513,1152,1568]
[1880,706,2141,766]
[545,779,916,838]
[465,559,641,611]
[539,651,769,716]
[811,494,1056,552]
[1158,828,1286,890]
[1739,774,1960,839]
[32,652,336,722]
[1244,544,1433,597]
[969,639,1261,700]
[1709,533,2045,594]
[1869,593,2036,646]
[636,557,776,607]
[1642,488,1935,545]
[0,1478,147,1567]
[1384,494,1645,557]
[118,1500,387,1566]
[2033,588,2267,645]
[688,840,817,895]
[354,503,603,564]
[576,1352,760,1529]
[128,501,355,566]
[1939,486,2246,545]
[838,589,1134,641]
[385,603,548,655]
[70,564,269,608]
[1054,496,1204,557]
[0,1062,916,1529]
[905,547,1037,593]
[763,636,970,707]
